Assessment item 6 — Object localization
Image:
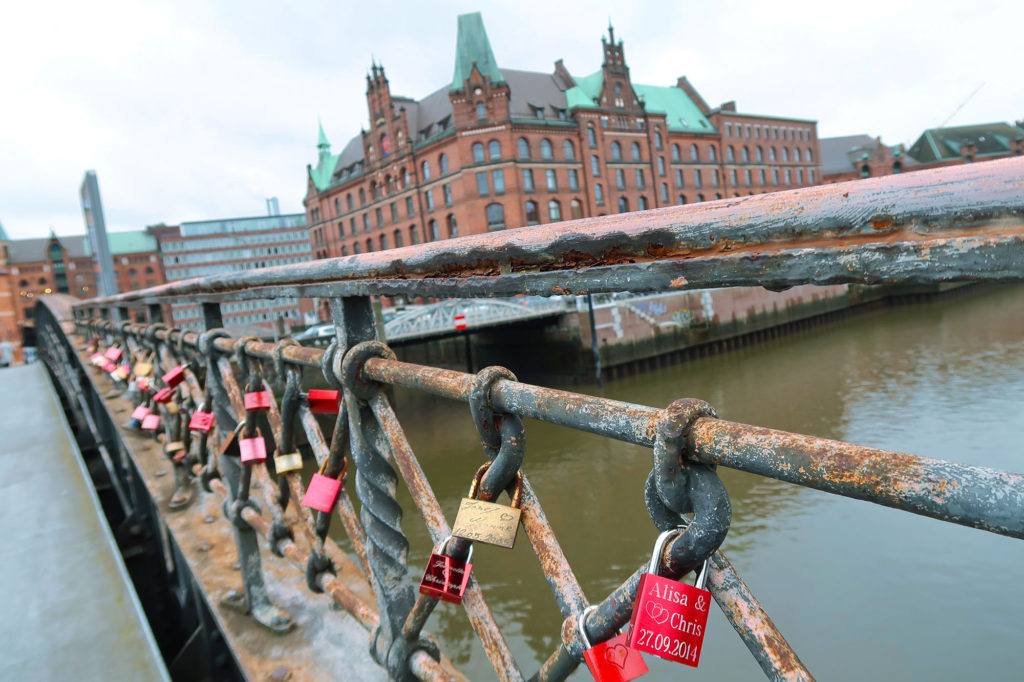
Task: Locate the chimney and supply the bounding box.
[266,197,281,216]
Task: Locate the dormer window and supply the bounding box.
[531,105,545,119]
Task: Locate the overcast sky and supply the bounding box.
[1,0,1020,240]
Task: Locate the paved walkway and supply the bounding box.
[0,363,168,681]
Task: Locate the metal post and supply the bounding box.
[586,294,603,388]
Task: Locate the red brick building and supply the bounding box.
[304,13,822,261]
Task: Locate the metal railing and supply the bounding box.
[47,158,1024,681]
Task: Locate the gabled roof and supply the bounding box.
[907,122,1024,163]
[7,235,89,264]
[564,71,716,134]
[819,134,920,175]
[451,12,504,92]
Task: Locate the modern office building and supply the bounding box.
[303,12,822,261]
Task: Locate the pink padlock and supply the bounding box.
[131,404,151,421]
[141,414,161,430]
[153,387,173,404]
[162,365,185,388]
[104,346,122,362]
[189,410,215,433]
[100,359,117,373]
[239,436,267,464]
[136,377,151,391]
[89,353,103,365]
[244,390,272,412]
[307,389,340,414]
[302,457,347,512]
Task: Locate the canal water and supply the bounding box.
[363,284,1024,680]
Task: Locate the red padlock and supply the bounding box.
[141,414,161,431]
[244,390,272,412]
[579,605,649,681]
[131,404,151,421]
[189,410,215,433]
[100,359,117,373]
[136,377,152,391]
[626,529,712,668]
[103,346,122,362]
[152,387,173,404]
[419,536,473,605]
[302,457,346,512]
[239,434,267,464]
[307,389,340,414]
[162,365,185,388]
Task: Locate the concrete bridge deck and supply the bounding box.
[0,363,169,681]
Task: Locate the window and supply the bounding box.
[359,188,366,206]
[541,139,553,160]
[587,124,597,148]
[637,196,647,210]
[522,168,535,192]
[366,238,373,252]
[730,169,738,186]
[410,225,420,244]
[548,200,562,221]
[672,144,681,162]
[390,202,398,223]
[712,169,720,188]
[861,164,870,178]
[486,203,505,231]
[615,169,626,190]
[472,142,485,163]
[727,145,735,162]
[617,197,629,213]
[657,157,666,176]
[785,169,792,184]
[375,208,383,226]
[741,146,750,163]
[518,138,531,159]
[794,148,801,163]
[443,183,453,206]
[341,245,348,256]
[406,197,414,217]
[797,168,804,183]
[660,183,669,202]
[807,148,814,162]
[769,147,777,162]
[745,125,751,137]
[351,218,357,236]
[440,154,449,174]
[594,183,605,205]
[476,172,489,197]
[379,234,388,250]
[697,193,705,202]
[773,169,780,185]
[892,161,902,174]
[353,242,361,254]
[371,182,379,201]
[347,194,353,211]
[363,214,370,231]
[568,169,579,191]
[808,169,815,183]
[708,145,717,162]
[394,229,404,247]
[429,219,440,241]
[675,169,684,187]
[488,140,501,160]
[476,102,486,119]
[631,142,641,160]
[570,199,583,219]
[338,222,345,238]
[545,169,558,192]
[690,144,699,162]
[421,161,431,181]
[782,148,789,162]
[635,168,645,189]
[533,105,545,119]
[334,198,340,215]
[380,133,390,156]
[756,146,764,163]
[725,123,732,136]
[447,214,458,237]
[655,130,663,150]
[525,200,540,225]
[611,141,622,161]
[563,139,575,160]
[695,169,703,188]
[590,155,601,177]
[492,169,505,194]
[425,189,435,211]
[759,169,766,186]
[744,169,752,187]
[403,169,411,187]
[678,195,686,205]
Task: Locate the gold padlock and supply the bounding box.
[133,352,154,377]
[451,464,524,549]
[274,451,303,474]
[110,365,129,381]
[165,401,180,415]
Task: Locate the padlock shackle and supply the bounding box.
[467,462,524,508]
[647,527,684,575]
[577,604,598,650]
[317,453,348,482]
[437,534,473,565]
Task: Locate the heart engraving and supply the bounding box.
[644,601,670,625]
[604,643,629,668]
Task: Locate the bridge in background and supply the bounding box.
[28,159,1024,681]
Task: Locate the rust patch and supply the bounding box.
[872,218,894,230]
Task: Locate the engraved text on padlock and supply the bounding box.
[419,538,473,605]
[189,410,215,432]
[451,465,523,549]
[579,606,649,682]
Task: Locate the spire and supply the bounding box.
[317,118,330,152]
[0,220,8,242]
[607,18,615,44]
[450,12,505,93]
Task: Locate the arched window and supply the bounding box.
[611,141,622,161]
[782,148,789,162]
[806,148,814,163]
[38,277,47,285]
[637,196,648,210]
[769,147,777,162]
[380,133,391,155]
[385,175,393,195]
[742,146,750,163]
[334,198,340,215]
[660,183,669,202]
[708,145,717,162]
[472,143,485,163]
[860,164,870,178]
[476,102,486,119]
[756,146,764,163]
[591,155,601,177]
[429,219,440,241]
[524,200,539,225]
[379,234,388,250]
[128,268,137,276]
[631,142,641,161]
[617,197,629,213]
[517,138,530,159]
[394,229,404,247]
[697,193,705,202]
[19,279,27,287]
[727,145,735,162]
[678,195,686,205]
[563,140,575,160]
[353,242,361,254]
[654,131,663,150]
[486,203,505,231]
[672,144,681,162]
[570,199,583,219]
[794,148,801,163]
[421,161,431,181]
[410,225,420,245]
[145,266,154,274]
[346,193,353,211]
[690,144,699,162]
[548,199,561,222]
[341,245,349,256]
[447,214,458,237]
[540,139,553,160]
[587,125,597,148]
[439,153,449,174]
[403,168,411,187]
[893,161,902,174]
[488,140,501,160]
[371,181,379,200]
[366,238,374,252]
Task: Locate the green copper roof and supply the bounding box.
[451,12,504,92]
[107,230,157,255]
[0,220,8,241]
[564,72,716,134]
[908,122,1024,163]
[317,118,330,149]
[311,122,339,192]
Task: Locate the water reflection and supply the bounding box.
[329,285,1024,680]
